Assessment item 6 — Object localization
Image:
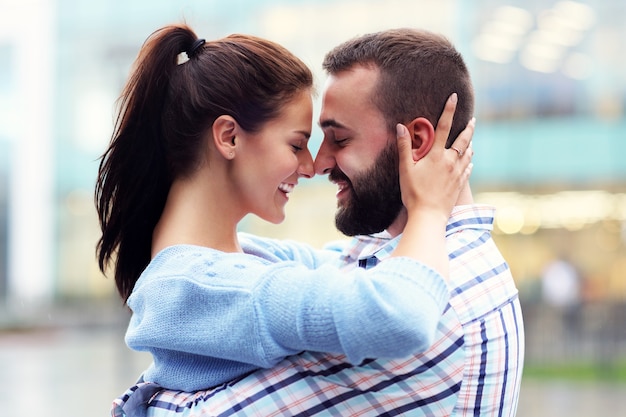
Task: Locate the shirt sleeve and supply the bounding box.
[126,248,449,370]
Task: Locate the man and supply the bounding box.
[114,28,524,417]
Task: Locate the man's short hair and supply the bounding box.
[323,28,474,147]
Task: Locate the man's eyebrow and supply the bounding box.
[319,119,346,129]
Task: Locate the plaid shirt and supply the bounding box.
[113,205,524,417]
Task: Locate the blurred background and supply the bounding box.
[0,0,625,415]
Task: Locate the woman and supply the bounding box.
[96,24,472,394]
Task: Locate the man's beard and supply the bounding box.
[329,142,403,236]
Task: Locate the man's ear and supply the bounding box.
[405,117,435,161]
[212,115,238,160]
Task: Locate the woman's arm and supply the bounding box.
[126,249,447,368]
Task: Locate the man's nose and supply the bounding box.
[314,140,335,175]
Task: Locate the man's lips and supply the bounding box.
[334,180,349,195]
[329,169,352,202]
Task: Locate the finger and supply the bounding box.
[451,117,476,153]
[459,163,474,186]
[396,123,413,165]
[434,93,457,151]
[458,148,473,174]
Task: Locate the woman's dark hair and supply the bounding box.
[323,28,474,147]
[95,24,313,301]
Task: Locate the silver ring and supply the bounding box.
[451,146,463,157]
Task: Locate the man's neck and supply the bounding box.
[386,209,408,238]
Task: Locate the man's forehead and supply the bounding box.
[318,94,351,131]
[319,69,379,129]
[324,66,379,94]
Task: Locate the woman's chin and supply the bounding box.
[259,211,286,225]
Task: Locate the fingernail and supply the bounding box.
[396,123,407,137]
[450,93,458,104]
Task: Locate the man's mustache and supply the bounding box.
[328,167,350,185]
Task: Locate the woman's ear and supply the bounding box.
[405,117,435,161]
[212,115,238,160]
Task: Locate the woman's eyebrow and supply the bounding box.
[294,130,311,140]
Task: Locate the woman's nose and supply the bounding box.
[297,150,314,178]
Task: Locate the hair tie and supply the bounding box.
[188,38,206,58]
[177,38,206,65]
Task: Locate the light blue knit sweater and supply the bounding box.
[125,234,449,391]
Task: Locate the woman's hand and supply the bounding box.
[397,93,474,220]
[390,93,475,279]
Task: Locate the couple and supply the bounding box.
[97,23,524,417]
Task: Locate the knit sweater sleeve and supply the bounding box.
[126,246,448,371]
[253,257,449,363]
[238,232,344,268]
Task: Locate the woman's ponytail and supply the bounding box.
[95,25,199,301]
